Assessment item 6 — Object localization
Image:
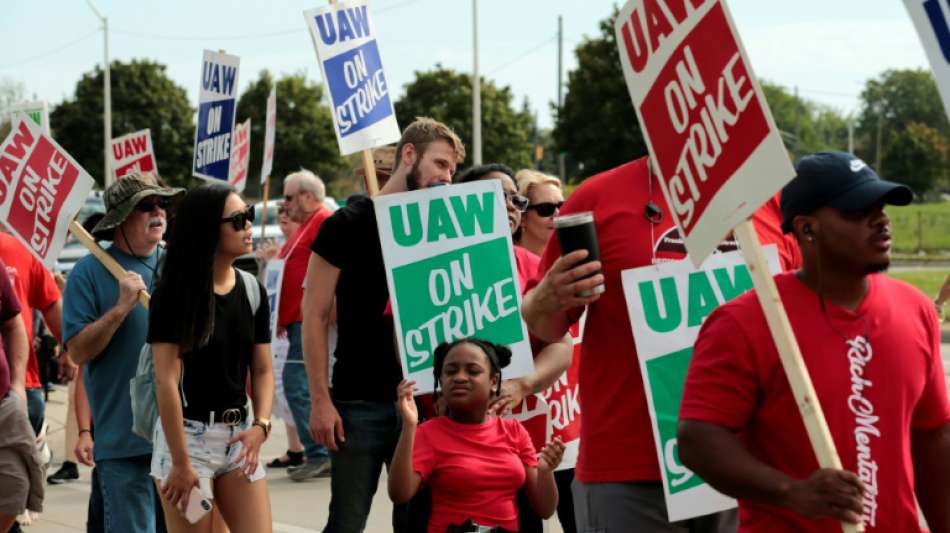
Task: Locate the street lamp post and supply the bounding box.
[472,0,482,165]
[86,0,111,188]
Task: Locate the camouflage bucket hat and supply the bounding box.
[90,174,184,241]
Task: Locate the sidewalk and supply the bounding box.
[27,387,568,532]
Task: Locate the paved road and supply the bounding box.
[26,388,567,533]
[24,333,950,532]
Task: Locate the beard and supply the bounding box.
[865,260,890,274]
[406,158,423,191]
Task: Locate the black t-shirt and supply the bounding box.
[311,196,401,402]
[148,269,270,414]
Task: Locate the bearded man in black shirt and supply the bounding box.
[302,117,465,533]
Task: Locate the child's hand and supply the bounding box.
[396,380,418,426]
[537,437,565,473]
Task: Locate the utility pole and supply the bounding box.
[875,106,884,172]
[472,0,482,165]
[87,0,112,188]
[847,118,854,154]
[557,15,565,181]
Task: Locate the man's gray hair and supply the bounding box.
[285,169,325,203]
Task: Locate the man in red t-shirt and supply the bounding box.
[523,157,799,531]
[278,170,333,481]
[0,232,67,435]
[678,152,950,532]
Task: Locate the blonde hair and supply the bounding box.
[395,117,466,169]
[515,169,561,198]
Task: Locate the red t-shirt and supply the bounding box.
[529,158,800,483]
[0,233,60,389]
[414,415,538,533]
[278,207,331,326]
[0,256,22,399]
[514,245,540,291]
[680,273,950,532]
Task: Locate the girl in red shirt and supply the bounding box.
[389,338,564,532]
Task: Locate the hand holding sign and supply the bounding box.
[615,1,857,530]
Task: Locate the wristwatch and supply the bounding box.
[252,418,272,438]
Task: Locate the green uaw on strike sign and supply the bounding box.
[621,247,780,521]
[375,180,533,393]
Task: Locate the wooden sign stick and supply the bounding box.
[362,149,380,196]
[734,219,861,533]
[69,220,150,310]
[261,175,270,242]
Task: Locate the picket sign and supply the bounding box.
[307,0,397,196]
[0,115,93,269]
[614,1,856,530]
[69,220,150,309]
[192,49,240,183]
[261,177,270,242]
[904,0,950,123]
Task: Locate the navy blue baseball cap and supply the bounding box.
[780,152,913,233]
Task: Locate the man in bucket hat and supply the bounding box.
[63,175,182,533]
[678,152,950,531]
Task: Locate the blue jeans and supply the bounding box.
[25,387,44,435]
[96,455,166,533]
[283,322,329,463]
[87,466,105,533]
[324,400,407,533]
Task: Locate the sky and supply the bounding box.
[0,0,932,130]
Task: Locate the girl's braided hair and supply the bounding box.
[432,337,512,397]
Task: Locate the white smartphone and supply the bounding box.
[182,479,213,524]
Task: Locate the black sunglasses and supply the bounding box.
[526,201,564,217]
[504,192,529,212]
[221,205,255,231]
[134,197,173,212]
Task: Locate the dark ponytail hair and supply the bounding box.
[152,183,235,353]
[432,337,512,397]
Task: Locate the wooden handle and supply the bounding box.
[734,220,861,533]
[69,221,150,310]
[261,176,270,242]
[361,149,380,196]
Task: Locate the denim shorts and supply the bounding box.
[150,418,266,483]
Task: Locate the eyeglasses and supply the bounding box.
[283,192,296,203]
[504,192,529,212]
[134,197,172,212]
[221,205,255,231]
[526,201,564,217]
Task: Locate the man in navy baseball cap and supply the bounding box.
[780,151,913,277]
[780,151,912,233]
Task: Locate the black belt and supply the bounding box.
[183,405,247,426]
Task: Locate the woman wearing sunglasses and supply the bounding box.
[454,164,573,533]
[148,184,275,533]
[515,170,564,257]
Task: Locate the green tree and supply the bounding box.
[236,70,345,198]
[760,81,849,157]
[883,122,949,195]
[51,59,194,188]
[553,9,646,182]
[394,66,534,171]
[857,69,950,171]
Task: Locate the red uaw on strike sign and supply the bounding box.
[0,114,94,268]
[110,129,158,181]
[615,0,793,266]
[229,119,251,192]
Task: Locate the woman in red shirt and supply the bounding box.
[389,338,564,532]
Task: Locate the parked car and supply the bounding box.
[56,192,105,274]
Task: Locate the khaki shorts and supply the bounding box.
[0,393,45,516]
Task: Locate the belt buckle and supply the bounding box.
[221,408,242,426]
